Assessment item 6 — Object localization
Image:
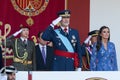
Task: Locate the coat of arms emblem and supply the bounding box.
[11,0,49,26]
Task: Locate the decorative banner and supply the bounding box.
[0,0,65,66]
[11,0,49,26]
[0,23,12,57]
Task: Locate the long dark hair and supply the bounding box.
[96,26,110,51]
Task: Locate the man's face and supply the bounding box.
[38,33,47,45]
[7,73,16,80]
[60,17,70,27]
[21,28,29,38]
[91,35,98,44]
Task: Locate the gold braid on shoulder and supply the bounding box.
[15,39,28,61]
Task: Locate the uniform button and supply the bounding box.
[58,43,61,46]
[54,58,56,60]
[72,58,74,60]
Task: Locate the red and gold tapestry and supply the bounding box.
[0,0,65,66]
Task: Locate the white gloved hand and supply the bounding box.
[75,68,81,71]
[50,16,62,28]
[13,29,23,37]
[84,35,92,44]
[1,75,7,80]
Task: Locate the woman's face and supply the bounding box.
[100,28,110,40]
[21,28,29,38]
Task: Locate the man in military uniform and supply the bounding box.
[5,25,36,71]
[0,65,17,80]
[42,10,82,71]
[82,30,99,71]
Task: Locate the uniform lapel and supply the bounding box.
[46,46,48,64]
[59,28,67,36]
[25,40,29,49]
[66,28,75,49]
[18,38,25,47]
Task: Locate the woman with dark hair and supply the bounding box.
[90,26,118,71]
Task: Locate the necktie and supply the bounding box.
[64,28,67,33]
[23,39,27,47]
[64,28,69,36]
[41,47,46,64]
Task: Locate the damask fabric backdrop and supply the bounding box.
[0,0,64,66]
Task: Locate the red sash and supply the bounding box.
[55,50,79,68]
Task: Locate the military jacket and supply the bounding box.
[6,35,36,71]
[42,26,83,71]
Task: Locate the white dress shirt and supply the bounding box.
[61,26,69,33]
[20,37,28,42]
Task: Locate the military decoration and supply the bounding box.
[71,35,77,47]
